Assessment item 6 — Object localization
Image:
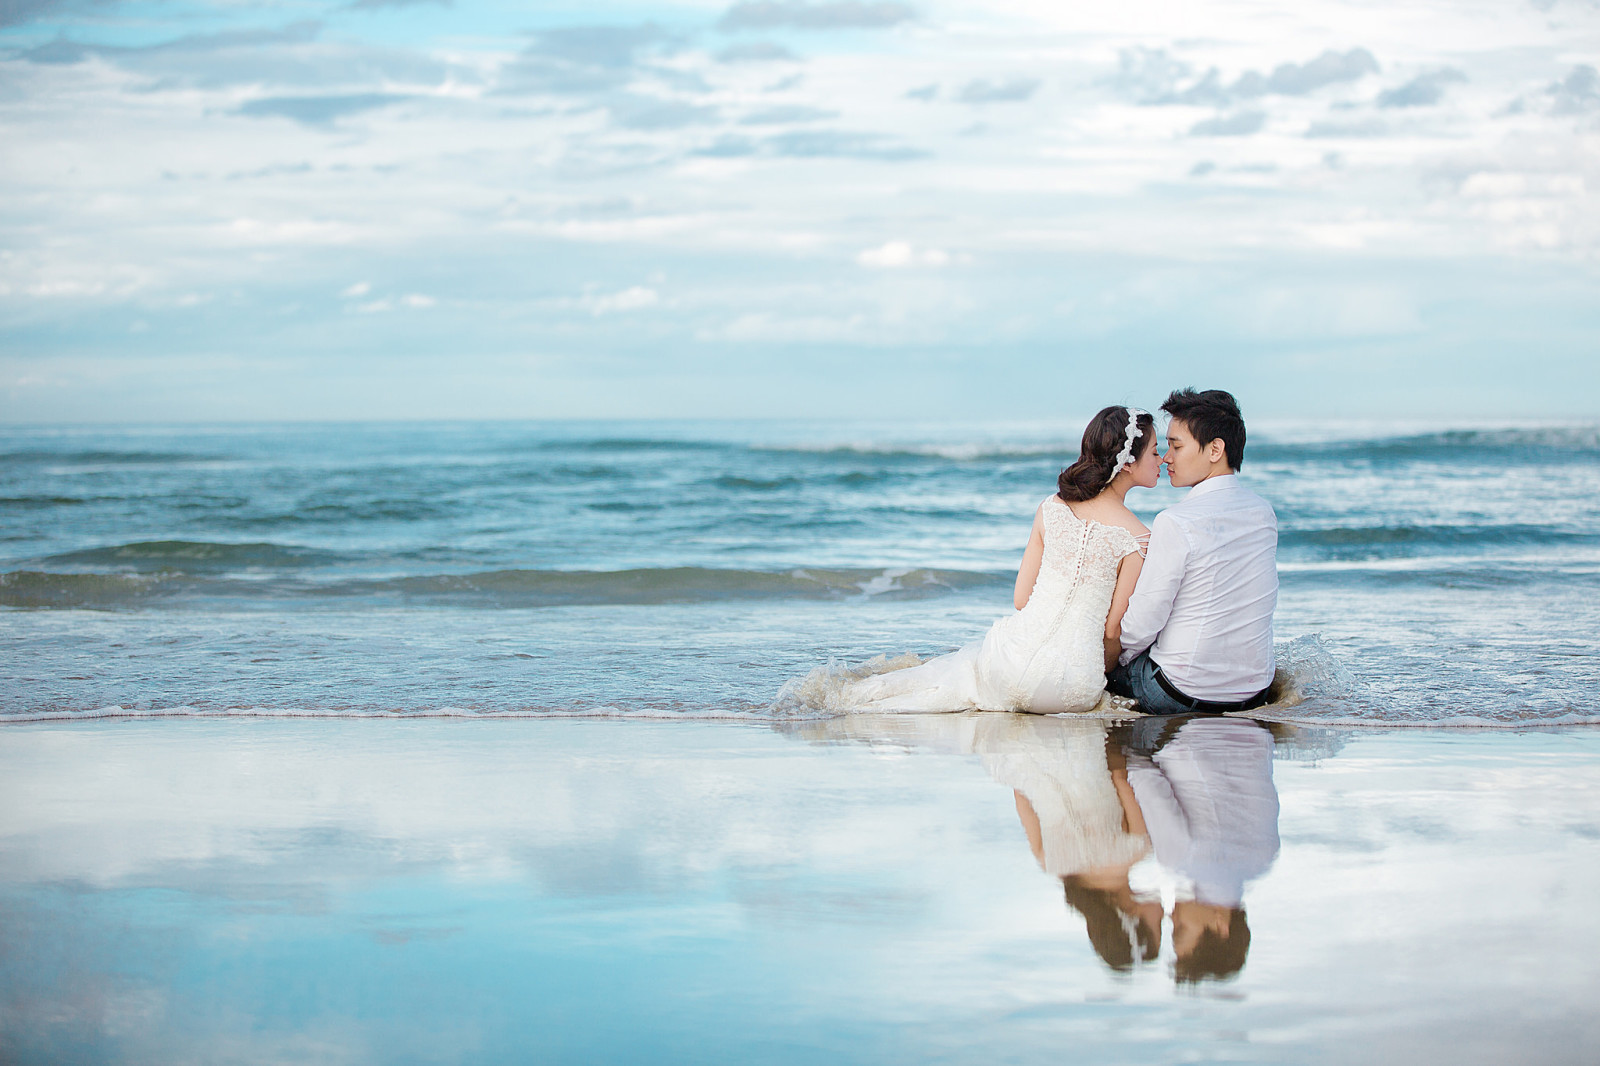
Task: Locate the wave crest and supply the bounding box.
[0,563,1007,609]
[1254,425,1600,463]
[41,540,346,572]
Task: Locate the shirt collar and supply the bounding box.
[1185,473,1239,498]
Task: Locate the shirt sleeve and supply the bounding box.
[1117,510,1189,663]
[1125,762,1186,871]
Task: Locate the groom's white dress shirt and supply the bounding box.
[1118,474,1278,702]
[1126,718,1280,907]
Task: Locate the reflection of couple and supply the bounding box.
[987,714,1280,982]
[841,388,1278,716]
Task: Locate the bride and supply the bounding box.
[834,406,1158,714]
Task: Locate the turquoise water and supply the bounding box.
[3,419,1598,725]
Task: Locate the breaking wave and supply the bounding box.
[40,540,350,572]
[0,562,1007,609]
[1252,425,1600,464]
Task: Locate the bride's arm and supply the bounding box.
[1013,505,1046,610]
[1103,548,1146,672]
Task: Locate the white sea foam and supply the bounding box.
[771,653,927,717]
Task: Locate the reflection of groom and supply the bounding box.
[1114,714,1281,983]
[1108,389,1278,715]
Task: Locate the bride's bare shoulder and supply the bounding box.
[1112,504,1149,538]
[1030,495,1057,529]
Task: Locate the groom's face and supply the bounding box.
[1161,419,1216,488]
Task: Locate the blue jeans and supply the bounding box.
[1106,651,1196,717]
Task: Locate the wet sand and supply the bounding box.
[1,716,1597,1065]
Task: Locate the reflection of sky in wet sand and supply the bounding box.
[3,719,1600,1063]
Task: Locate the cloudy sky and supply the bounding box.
[3,0,1598,422]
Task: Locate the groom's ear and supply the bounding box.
[1205,438,1227,464]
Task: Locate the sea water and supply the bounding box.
[3,418,1598,726]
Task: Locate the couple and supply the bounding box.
[844,388,1278,716]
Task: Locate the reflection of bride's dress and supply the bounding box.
[780,713,1150,876]
[843,498,1143,713]
[974,715,1150,877]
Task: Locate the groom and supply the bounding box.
[1108,388,1278,715]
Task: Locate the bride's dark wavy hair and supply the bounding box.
[1061,876,1160,972]
[1057,406,1157,503]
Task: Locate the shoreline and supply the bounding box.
[5,704,1600,729]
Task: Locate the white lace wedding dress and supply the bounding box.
[840,497,1145,714]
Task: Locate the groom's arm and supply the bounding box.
[1116,512,1189,664]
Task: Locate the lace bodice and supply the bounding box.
[1034,497,1144,603]
[987,497,1144,709]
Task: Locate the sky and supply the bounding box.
[2,0,1598,422]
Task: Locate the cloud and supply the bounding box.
[1155,68,1228,106]
[343,290,437,311]
[1548,64,1600,114]
[955,78,1040,104]
[530,25,674,69]
[1,0,69,29]
[1189,110,1266,136]
[225,162,315,181]
[764,129,926,159]
[699,310,876,344]
[718,2,916,31]
[1106,46,1193,103]
[606,95,719,130]
[715,42,798,63]
[496,25,676,96]
[584,286,659,314]
[1304,117,1388,138]
[738,104,837,124]
[1377,68,1467,108]
[1253,49,1379,96]
[1114,47,1379,107]
[17,38,104,65]
[11,21,466,95]
[349,0,449,8]
[20,22,325,66]
[905,83,937,101]
[234,93,411,126]
[693,128,925,160]
[856,241,950,267]
[694,134,760,157]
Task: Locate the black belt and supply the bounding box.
[1151,664,1271,714]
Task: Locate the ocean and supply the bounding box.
[3,418,1598,727]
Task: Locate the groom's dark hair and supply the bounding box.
[1162,388,1246,471]
[1175,907,1252,984]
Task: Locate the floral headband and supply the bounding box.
[1105,407,1149,485]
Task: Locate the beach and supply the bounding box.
[2,715,1597,1064]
